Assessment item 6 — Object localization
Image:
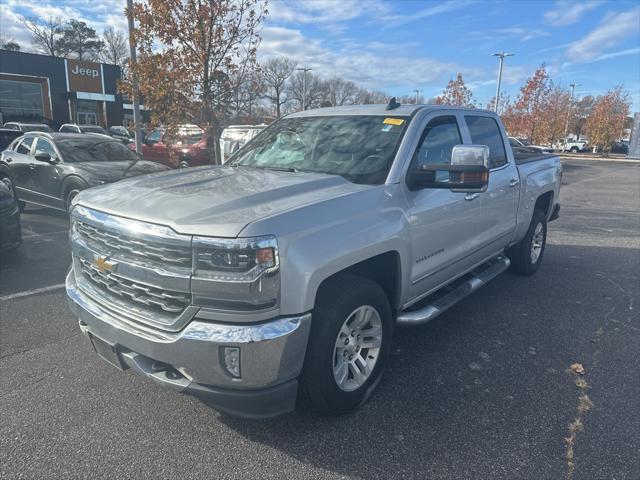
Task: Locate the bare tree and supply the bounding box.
[21,16,65,56]
[325,77,358,106]
[0,32,20,51]
[354,88,389,104]
[262,57,296,117]
[101,27,128,71]
[288,70,323,110]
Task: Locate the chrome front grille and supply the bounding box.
[76,220,192,268]
[80,258,190,314]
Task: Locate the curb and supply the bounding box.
[559,155,639,164]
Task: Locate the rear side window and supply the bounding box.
[465,116,507,168]
[16,137,34,155]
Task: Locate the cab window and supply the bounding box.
[16,137,34,155]
[411,115,462,181]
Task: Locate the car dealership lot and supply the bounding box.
[1,160,638,480]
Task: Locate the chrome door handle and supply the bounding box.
[29,164,36,170]
[465,193,479,201]
[509,178,520,187]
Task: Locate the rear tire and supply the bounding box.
[507,209,547,276]
[570,146,579,153]
[301,274,392,416]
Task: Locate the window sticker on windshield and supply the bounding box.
[381,124,393,132]
[383,118,404,126]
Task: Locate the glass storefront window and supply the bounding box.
[0,80,44,119]
[77,100,99,125]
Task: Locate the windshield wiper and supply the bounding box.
[248,165,301,173]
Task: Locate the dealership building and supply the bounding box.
[0,49,145,129]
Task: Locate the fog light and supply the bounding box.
[222,347,241,378]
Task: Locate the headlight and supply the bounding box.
[192,235,280,312]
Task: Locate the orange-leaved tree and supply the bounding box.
[434,73,475,107]
[510,65,551,144]
[585,85,631,155]
[125,0,266,165]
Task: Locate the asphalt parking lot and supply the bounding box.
[1,159,638,479]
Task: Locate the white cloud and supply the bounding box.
[383,0,476,28]
[491,27,550,42]
[259,26,478,91]
[567,6,640,62]
[543,0,603,26]
[267,0,390,24]
[0,4,31,46]
[588,47,640,63]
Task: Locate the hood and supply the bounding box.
[75,166,368,237]
[72,160,169,185]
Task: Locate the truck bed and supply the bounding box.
[513,151,556,165]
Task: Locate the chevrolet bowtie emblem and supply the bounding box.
[93,256,115,273]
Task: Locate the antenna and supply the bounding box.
[386,97,401,110]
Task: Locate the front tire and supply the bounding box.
[301,274,392,416]
[507,209,547,276]
[570,147,579,153]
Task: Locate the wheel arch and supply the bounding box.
[314,251,403,312]
[60,174,89,200]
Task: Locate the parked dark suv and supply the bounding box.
[0,132,170,212]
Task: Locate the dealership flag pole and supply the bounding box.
[126,0,143,154]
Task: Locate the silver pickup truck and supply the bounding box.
[66,103,561,418]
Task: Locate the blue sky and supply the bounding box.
[2,0,639,109]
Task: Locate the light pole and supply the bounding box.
[413,89,422,104]
[564,83,582,141]
[296,67,312,111]
[492,52,514,114]
[126,0,142,154]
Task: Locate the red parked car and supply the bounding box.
[131,125,211,167]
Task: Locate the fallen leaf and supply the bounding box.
[570,363,585,375]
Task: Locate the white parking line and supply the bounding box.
[21,230,69,239]
[0,283,66,302]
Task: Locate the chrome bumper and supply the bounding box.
[66,269,311,417]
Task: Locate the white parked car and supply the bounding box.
[220,124,266,163]
[558,139,589,153]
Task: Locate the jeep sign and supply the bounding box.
[71,65,99,78]
[66,59,103,94]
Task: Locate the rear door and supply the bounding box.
[405,113,484,301]
[464,114,519,255]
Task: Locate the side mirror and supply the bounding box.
[35,152,55,163]
[407,145,490,193]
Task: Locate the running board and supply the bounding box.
[396,255,510,326]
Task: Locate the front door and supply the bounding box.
[405,114,484,301]
[31,137,64,209]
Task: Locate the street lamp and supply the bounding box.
[564,83,582,140]
[492,52,514,114]
[296,67,312,111]
[413,89,422,104]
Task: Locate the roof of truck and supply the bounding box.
[287,103,496,118]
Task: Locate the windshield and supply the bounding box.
[57,138,140,163]
[80,126,108,135]
[166,130,203,146]
[110,126,130,136]
[230,116,409,184]
[22,125,53,133]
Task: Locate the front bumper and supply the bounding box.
[66,269,311,418]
